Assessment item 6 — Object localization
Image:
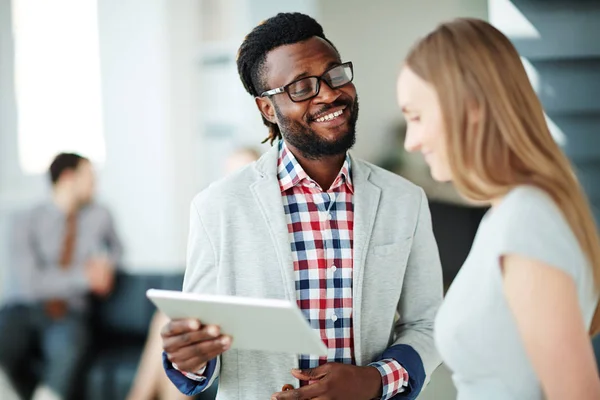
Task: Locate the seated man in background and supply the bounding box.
[0,153,123,400]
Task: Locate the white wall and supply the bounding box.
[97,0,201,272]
[0,0,48,295]
[0,0,47,204]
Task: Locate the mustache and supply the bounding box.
[308,98,354,121]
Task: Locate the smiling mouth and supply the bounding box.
[312,107,346,123]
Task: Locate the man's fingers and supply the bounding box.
[167,340,218,368]
[290,369,312,381]
[160,319,204,337]
[162,325,222,352]
[271,381,325,400]
[166,336,232,370]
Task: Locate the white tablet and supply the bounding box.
[146,289,328,357]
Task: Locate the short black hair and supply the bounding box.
[49,153,88,185]
[236,12,338,144]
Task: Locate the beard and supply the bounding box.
[274,96,359,160]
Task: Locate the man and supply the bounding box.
[0,153,123,400]
[161,13,442,400]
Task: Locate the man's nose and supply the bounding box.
[313,80,341,104]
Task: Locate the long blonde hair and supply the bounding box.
[405,18,600,335]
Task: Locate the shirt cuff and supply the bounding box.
[369,358,409,400]
[162,352,217,396]
[172,363,207,382]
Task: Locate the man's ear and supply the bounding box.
[255,97,278,124]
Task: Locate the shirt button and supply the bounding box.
[331,265,337,272]
[309,182,317,188]
[327,213,332,220]
[331,314,338,322]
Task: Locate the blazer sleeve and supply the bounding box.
[378,188,443,398]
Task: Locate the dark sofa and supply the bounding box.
[14,271,218,400]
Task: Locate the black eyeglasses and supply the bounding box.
[260,62,354,102]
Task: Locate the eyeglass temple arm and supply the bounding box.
[261,87,285,97]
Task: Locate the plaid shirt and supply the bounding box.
[278,141,408,399]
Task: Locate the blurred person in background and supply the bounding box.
[125,147,260,400]
[0,153,123,400]
[160,12,442,400]
[398,18,600,400]
[223,147,261,175]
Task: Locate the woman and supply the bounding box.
[397,18,600,399]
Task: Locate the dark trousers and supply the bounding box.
[0,304,90,399]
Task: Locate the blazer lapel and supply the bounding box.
[250,144,296,302]
[351,157,381,365]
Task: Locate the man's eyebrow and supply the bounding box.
[289,70,310,82]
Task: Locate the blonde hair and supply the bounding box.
[405,18,600,335]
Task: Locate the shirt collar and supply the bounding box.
[277,140,353,193]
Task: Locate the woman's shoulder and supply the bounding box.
[489,185,565,230]
[486,185,588,280]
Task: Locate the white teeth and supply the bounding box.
[315,109,344,123]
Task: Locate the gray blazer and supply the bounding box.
[179,143,443,399]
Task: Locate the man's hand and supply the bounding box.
[162,319,232,373]
[86,258,115,297]
[271,363,382,400]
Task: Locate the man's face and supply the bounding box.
[257,37,359,159]
[73,160,96,205]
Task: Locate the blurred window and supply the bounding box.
[12,0,105,174]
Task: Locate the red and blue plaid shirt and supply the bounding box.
[278,141,408,399]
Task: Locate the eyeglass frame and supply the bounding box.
[259,61,354,103]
